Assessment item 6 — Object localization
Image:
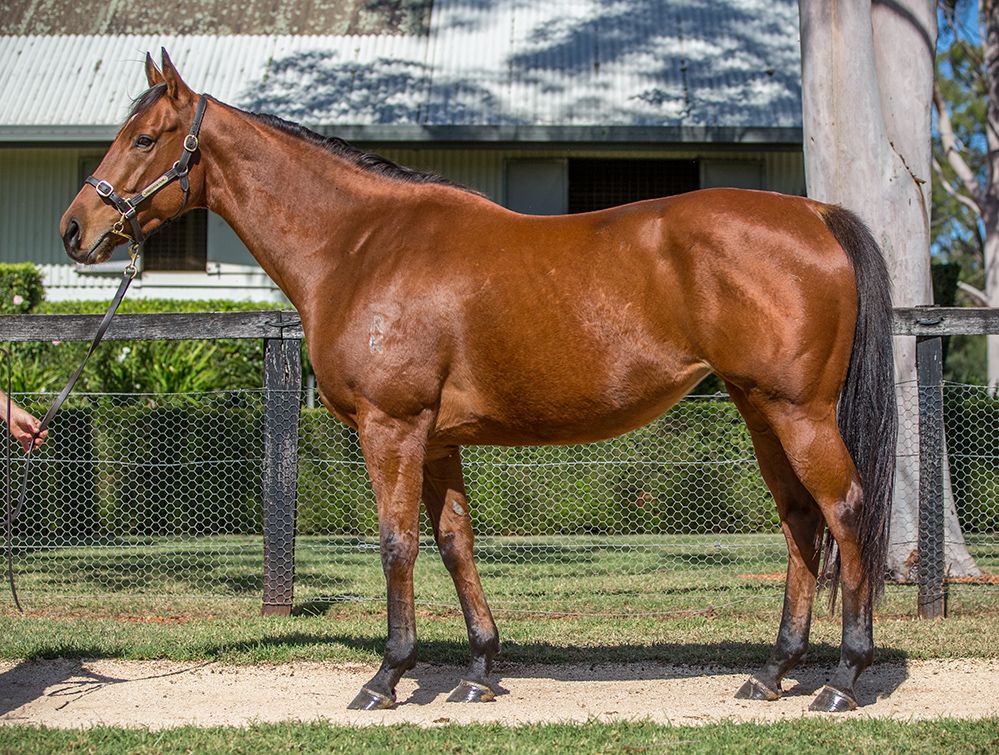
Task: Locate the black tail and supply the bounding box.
[819,206,897,605]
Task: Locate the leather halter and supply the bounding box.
[84,94,209,247]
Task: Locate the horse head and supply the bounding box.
[60,49,206,264]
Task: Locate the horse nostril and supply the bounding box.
[63,218,81,249]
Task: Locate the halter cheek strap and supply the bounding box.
[84,94,209,247]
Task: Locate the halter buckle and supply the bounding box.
[183,134,199,152]
[172,160,189,177]
[94,180,114,198]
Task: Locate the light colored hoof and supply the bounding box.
[809,685,858,712]
[734,676,780,702]
[447,679,496,703]
[347,686,395,710]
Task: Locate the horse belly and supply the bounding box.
[435,337,709,446]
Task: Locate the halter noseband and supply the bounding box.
[84,94,209,250]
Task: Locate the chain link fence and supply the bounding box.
[3,384,997,617]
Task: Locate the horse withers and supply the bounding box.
[60,50,896,713]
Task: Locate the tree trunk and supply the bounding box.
[985,0,999,390]
[799,0,979,578]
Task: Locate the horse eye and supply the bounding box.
[134,135,155,149]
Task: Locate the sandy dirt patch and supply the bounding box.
[0,659,997,729]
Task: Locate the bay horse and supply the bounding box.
[61,51,896,713]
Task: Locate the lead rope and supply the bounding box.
[5,244,140,613]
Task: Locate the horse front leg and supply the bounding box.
[347,409,433,711]
[422,447,500,702]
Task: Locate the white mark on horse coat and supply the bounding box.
[369,316,385,354]
[451,500,465,516]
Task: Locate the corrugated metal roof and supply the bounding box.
[0,0,801,140]
[0,0,433,36]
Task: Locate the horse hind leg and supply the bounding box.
[727,385,823,703]
[747,394,873,712]
[422,447,500,702]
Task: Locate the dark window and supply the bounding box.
[79,156,207,272]
[567,159,699,213]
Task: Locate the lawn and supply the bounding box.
[2,533,997,665]
[1,719,997,754]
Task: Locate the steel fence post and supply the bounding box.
[262,335,302,616]
[916,335,947,618]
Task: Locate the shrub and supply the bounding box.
[0,263,44,314]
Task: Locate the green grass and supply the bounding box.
[12,533,998,614]
[1,599,997,667]
[0,719,997,754]
[3,532,998,666]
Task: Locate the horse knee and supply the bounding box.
[380,530,419,576]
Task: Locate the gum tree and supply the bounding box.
[798,0,979,578]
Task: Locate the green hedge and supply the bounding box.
[0,263,45,314]
[17,401,263,541]
[945,389,999,534]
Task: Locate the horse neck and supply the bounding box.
[197,103,395,309]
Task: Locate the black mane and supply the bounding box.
[126,84,470,192]
[128,83,168,119]
[247,111,469,191]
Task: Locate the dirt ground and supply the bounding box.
[1,658,997,729]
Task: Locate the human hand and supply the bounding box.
[7,403,47,453]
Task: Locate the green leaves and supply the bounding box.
[0,262,45,314]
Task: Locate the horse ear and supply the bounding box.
[145,52,164,87]
[160,48,193,102]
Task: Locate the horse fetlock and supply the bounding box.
[469,625,500,659]
[772,643,809,676]
[383,641,418,672]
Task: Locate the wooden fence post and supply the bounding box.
[916,335,947,619]
[261,334,302,616]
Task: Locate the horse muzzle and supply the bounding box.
[61,215,118,265]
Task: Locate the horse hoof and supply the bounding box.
[447,679,496,703]
[347,686,395,710]
[734,676,780,702]
[808,685,857,713]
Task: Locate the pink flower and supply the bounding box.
[51,340,61,346]
[12,295,23,306]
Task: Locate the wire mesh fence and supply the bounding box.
[3,384,997,617]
